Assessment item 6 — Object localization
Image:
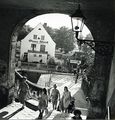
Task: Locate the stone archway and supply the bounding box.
[0,3,114,119]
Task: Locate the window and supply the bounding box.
[39,55,42,57]
[23,52,28,62]
[41,35,45,40]
[34,54,37,57]
[40,45,45,52]
[33,35,37,39]
[31,44,36,51]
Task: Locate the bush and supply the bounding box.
[47,57,56,65]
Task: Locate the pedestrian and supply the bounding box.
[18,76,29,109]
[67,97,75,113]
[50,84,60,110]
[62,86,71,113]
[74,70,76,76]
[38,88,48,119]
[71,109,82,120]
[76,66,80,79]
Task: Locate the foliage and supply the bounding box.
[18,25,33,41]
[54,27,75,53]
[47,57,56,65]
[81,33,95,69]
[43,24,56,39]
[44,25,75,53]
[82,45,95,66]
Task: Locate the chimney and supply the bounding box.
[43,23,47,28]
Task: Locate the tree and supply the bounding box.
[18,25,33,41]
[43,23,56,39]
[81,34,95,66]
[44,24,75,53]
[53,27,75,53]
[47,57,56,66]
[79,33,95,79]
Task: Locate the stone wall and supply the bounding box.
[0,8,34,108]
[82,10,114,119]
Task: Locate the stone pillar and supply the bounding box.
[85,10,114,119]
[0,8,34,106]
[87,53,113,119]
[7,32,18,103]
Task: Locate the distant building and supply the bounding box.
[20,23,56,63]
[68,51,85,72]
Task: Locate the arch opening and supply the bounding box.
[8,13,95,118]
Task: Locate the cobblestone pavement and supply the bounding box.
[0,74,88,120]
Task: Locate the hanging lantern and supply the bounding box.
[71,4,86,33]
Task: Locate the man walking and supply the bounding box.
[50,84,60,110]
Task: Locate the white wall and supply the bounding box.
[20,23,56,61]
[28,52,47,63]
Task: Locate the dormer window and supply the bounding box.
[33,35,37,39]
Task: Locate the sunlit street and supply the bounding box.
[0,73,88,120]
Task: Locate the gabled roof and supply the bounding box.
[22,23,55,45]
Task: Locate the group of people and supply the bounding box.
[37,84,82,119]
[16,77,82,119]
[50,84,72,113]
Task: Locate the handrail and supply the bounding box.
[15,70,42,89]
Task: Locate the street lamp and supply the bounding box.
[71,4,85,34]
[71,4,86,47]
[70,4,114,56]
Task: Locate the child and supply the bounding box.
[67,98,75,113]
[72,109,82,120]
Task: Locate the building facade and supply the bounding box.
[20,23,56,63]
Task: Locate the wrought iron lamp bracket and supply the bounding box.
[78,39,114,56]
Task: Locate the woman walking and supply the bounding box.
[62,86,71,113]
[38,88,48,119]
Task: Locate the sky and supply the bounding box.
[26,13,90,37]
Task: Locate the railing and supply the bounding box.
[16,61,71,74]
[15,70,41,111]
[15,70,42,90]
[18,62,56,71]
